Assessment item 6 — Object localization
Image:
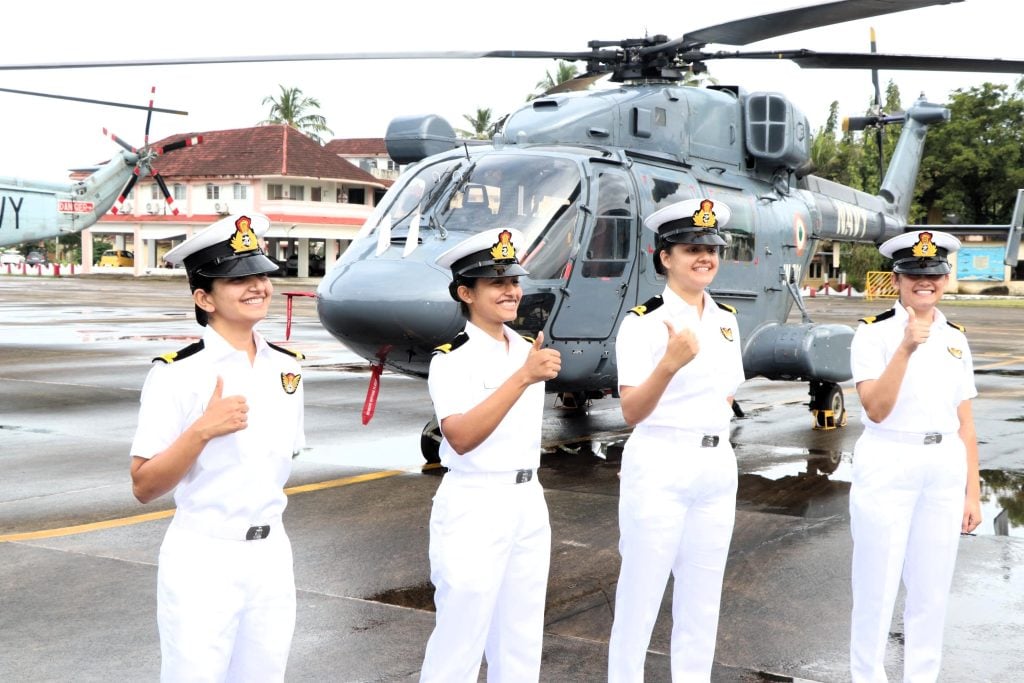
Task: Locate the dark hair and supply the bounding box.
[653,237,670,276]
[189,273,217,326]
[449,277,473,318]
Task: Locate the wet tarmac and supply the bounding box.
[2,274,1024,682]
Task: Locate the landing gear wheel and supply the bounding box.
[420,416,442,464]
[810,381,847,431]
[556,391,590,413]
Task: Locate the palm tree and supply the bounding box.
[260,85,334,144]
[531,61,579,99]
[457,108,496,140]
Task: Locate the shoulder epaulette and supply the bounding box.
[716,301,737,314]
[858,309,896,325]
[434,331,470,355]
[267,341,305,361]
[153,340,204,364]
[629,295,664,316]
[946,320,966,333]
[519,333,536,344]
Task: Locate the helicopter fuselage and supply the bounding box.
[317,83,942,397]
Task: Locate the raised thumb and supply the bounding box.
[533,331,544,349]
[211,375,224,400]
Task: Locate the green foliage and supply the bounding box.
[456,108,497,140]
[842,243,888,290]
[260,85,334,144]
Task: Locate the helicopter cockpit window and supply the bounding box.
[437,156,582,280]
[582,170,633,278]
[722,231,754,261]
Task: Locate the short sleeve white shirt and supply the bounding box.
[616,287,745,432]
[130,326,305,527]
[427,321,544,472]
[851,304,976,432]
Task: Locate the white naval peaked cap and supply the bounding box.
[879,229,960,275]
[164,213,278,279]
[436,228,529,279]
[643,198,730,246]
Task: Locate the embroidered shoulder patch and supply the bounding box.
[858,309,896,325]
[434,331,469,355]
[281,372,302,394]
[267,341,305,361]
[629,295,664,316]
[153,340,204,364]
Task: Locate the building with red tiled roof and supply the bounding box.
[324,137,402,185]
[88,125,389,277]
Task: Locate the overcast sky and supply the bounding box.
[1,0,1019,180]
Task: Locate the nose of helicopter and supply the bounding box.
[316,258,463,361]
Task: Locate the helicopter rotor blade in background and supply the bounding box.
[144,86,156,147]
[152,171,179,216]
[103,127,137,154]
[0,86,187,115]
[713,51,1024,73]
[155,135,204,155]
[110,169,141,215]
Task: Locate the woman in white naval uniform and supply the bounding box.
[421,228,562,683]
[129,214,305,683]
[608,198,745,682]
[849,230,981,683]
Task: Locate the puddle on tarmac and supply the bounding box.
[366,582,435,611]
[979,469,1024,538]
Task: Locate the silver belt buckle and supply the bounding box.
[701,435,720,448]
[245,525,271,540]
[923,433,943,445]
[515,469,533,484]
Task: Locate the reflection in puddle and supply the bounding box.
[735,446,852,519]
[979,469,1024,538]
[366,582,435,611]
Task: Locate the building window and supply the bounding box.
[267,184,283,200]
[173,184,186,200]
[311,187,322,202]
[150,184,160,200]
[347,187,365,204]
[808,258,824,280]
[337,188,346,203]
[289,185,304,201]
[233,183,247,200]
[385,159,398,172]
[206,184,220,200]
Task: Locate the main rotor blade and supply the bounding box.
[0,50,600,71]
[710,50,1024,73]
[672,0,962,51]
[0,86,187,114]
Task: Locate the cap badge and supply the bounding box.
[229,216,260,254]
[947,346,963,359]
[489,229,516,261]
[281,372,302,394]
[720,326,734,342]
[911,231,937,258]
[693,200,718,229]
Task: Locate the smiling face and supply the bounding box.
[457,276,522,337]
[195,273,273,328]
[660,243,719,296]
[893,272,948,313]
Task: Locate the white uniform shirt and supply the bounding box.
[428,321,544,472]
[616,287,745,433]
[851,304,976,433]
[130,326,305,528]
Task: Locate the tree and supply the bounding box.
[531,61,579,99]
[457,108,497,140]
[260,85,334,144]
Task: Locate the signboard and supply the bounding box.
[57,200,95,214]
[957,246,1005,281]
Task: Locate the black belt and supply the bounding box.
[515,469,533,483]
[701,435,720,448]
[442,468,534,483]
[245,525,271,541]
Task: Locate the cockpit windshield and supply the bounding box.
[438,155,582,280]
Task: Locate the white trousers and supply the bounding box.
[420,470,551,683]
[157,522,296,683]
[608,428,737,683]
[849,430,967,683]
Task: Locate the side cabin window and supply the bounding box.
[582,169,633,278]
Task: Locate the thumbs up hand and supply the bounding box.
[522,331,561,383]
[197,376,249,438]
[661,320,700,373]
[902,305,931,352]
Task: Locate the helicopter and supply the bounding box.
[2,0,1021,463]
[307,0,1024,460]
[0,90,195,248]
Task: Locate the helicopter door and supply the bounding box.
[550,167,635,340]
